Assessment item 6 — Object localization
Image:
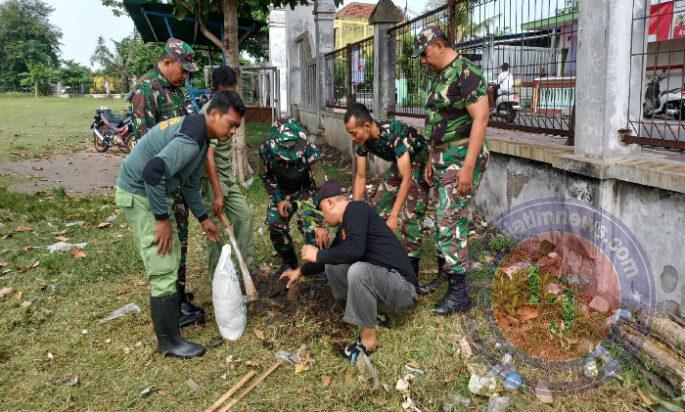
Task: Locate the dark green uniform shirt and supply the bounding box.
[117,115,209,222]
[424,56,487,146]
[355,120,428,168]
[200,101,235,183]
[130,67,187,140]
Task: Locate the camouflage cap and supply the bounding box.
[268,118,308,161]
[164,38,199,72]
[411,24,448,58]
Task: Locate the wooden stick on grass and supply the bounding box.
[219,361,283,412]
[204,370,257,412]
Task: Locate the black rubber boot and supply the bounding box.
[177,270,205,328]
[433,274,471,316]
[150,294,206,358]
[417,256,447,295]
[274,249,298,277]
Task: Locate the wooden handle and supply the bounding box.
[204,370,257,412]
[219,362,282,411]
[219,215,259,301]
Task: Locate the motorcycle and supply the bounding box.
[488,83,521,123]
[91,106,134,153]
[643,76,685,120]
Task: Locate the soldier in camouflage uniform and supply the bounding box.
[259,118,329,276]
[128,38,204,327]
[413,25,490,315]
[344,103,430,275]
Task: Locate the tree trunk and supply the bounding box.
[448,0,456,44]
[224,0,250,184]
[34,81,38,98]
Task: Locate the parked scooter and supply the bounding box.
[643,76,685,120]
[91,106,134,153]
[488,83,521,123]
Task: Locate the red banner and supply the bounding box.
[649,1,675,41]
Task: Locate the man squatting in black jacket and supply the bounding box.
[279,180,418,363]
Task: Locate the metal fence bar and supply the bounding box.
[325,35,374,111]
[625,0,685,151]
[387,0,577,137]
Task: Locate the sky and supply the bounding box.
[45,0,134,68]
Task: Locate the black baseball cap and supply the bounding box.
[314,180,347,209]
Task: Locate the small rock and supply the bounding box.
[546,283,562,295]
[589,295,610,314]
[186,379,200,391]
[47,352,54,360]
[60,375,79,387]
[0,287,14,300]
[534,381,553,403]
[105,338,112,344]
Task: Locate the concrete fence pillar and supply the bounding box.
[575,0,639,158]
[370,0,404,120]
[314,0,336,128]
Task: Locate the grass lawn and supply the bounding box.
[0,97,647,411]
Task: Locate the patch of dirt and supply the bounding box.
[0,150,125,196]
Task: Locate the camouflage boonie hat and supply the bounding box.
[164,38,199,72]
[411,24,448,58]
[269,117,308,161]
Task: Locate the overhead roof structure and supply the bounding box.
[122,0,263,48]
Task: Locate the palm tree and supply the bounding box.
[20,62,56,97]
[90,35,114,72]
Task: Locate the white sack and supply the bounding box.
[212,244,246,340]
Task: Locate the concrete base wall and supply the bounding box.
[297,107,390,175]
[474,153,685,315]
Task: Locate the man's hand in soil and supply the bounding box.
[212,195,225,218]
[154,220,173,255]
[202,219,221,242]
[279,267,302,289]
[315,227,330,249]
[277,200,292,218]
[301,244,319,263]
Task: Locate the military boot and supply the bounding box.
[433,274,471,316]
[177,268,205,328]
[150,294,206,358]
[417,256,447,295]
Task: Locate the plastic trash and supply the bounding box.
[106,215,118,222]
[140,386,158,397]
[487,396,510,412]
[47,242,87,253]
[452,394,471,406]
[468,373,497,397]
[504,371,523,391]
[212,244,246,341]
[98,303,142,324]
[583,357,599,377]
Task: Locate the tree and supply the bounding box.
[20,62,57,97]
[90,35,115,73]
[59,60,93,94]
[0,0,62,91]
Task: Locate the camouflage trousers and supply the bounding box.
[433,142,489,277]
[373,164,430,258]
[266,192,321,260]
[171,190,189,286]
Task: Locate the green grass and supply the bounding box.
[0,98,647,411]
[0,96,128,162]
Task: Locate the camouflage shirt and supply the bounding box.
[130,67,187,140]
[259,129,325,204]
[356,120,428,168]
[424,56,487,146]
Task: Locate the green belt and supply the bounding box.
[434,138,470,151]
